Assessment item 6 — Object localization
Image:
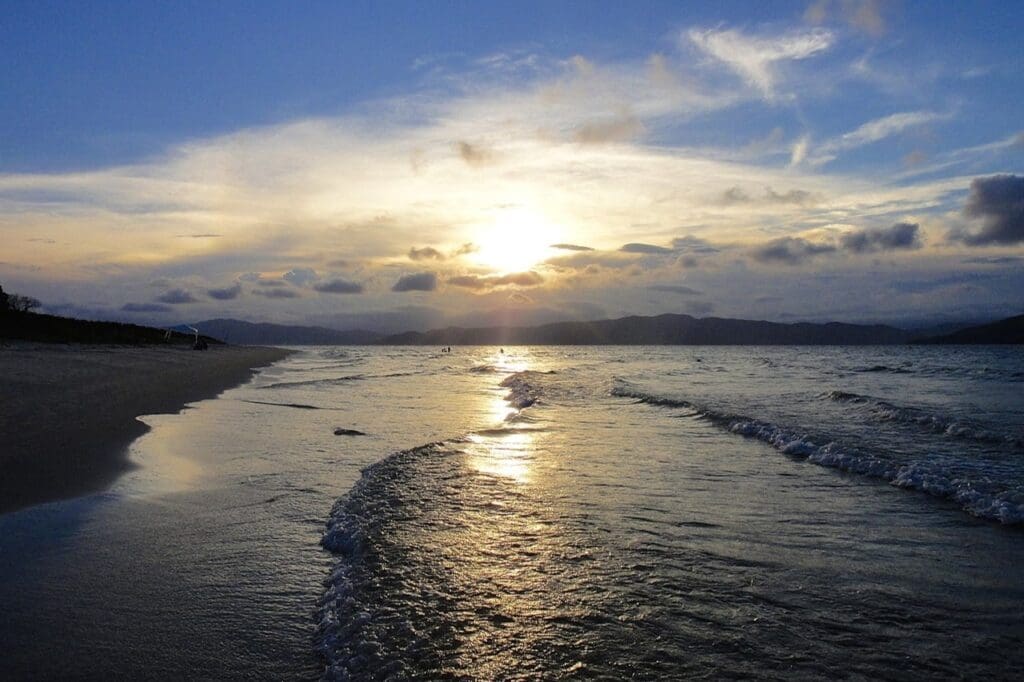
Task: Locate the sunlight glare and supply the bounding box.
[472,208,560,273]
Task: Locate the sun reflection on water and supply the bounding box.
[465,350,542,484]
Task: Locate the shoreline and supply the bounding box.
[0,343,293,514]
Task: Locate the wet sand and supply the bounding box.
[0,343,292,513]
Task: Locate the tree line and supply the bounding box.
[0,283,41,313]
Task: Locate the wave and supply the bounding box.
[499,372,541,410]
[259,374,365,389]
[854,365,913,374]
[612,384,1024,524]
[318,442,440,679]
[824,390,1023,448]
[473,425,547,437]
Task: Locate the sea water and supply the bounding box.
[1,346,1022,679]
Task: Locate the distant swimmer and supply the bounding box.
[500,348,504,354]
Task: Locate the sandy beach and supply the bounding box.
[0,343,291,514]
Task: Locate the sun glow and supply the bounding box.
[471,208,560,274]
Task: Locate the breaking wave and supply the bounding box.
[612,383,1024,524]
[824,390,1024,448]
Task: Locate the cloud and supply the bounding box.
[175,233,222,239]
[283,268,318,286]
[574,113,644,144]
[156,288,198,304]
[551,243,595,251]
[252,287,301,299]
[545,250,637,272]
[752,237,836,265]
[409,246,446,261]
[314,278,364,294]
[954,175,1024,245]
[688,27,833,98]
[452,242,478,256]
[812,111,947,165]
[683,300,716,315]
[207,284,242,300]
[448,271,544,290]
[255,279,289,288]
[670,236,720,254]
[392,272,437,292]
[790,135,810,166]
[805,0,887,36]
[840,222,921,253]
[649,284,703,295]
[961,255,1023,265]
[720,186,817,205]
[620,242,673,254]
[456,141,493,166]
[122,302,172,313]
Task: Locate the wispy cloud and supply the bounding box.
[809,110,949,166]
[688,27,834,98]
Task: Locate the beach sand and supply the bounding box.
[0,343,291,514]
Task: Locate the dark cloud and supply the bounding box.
[683,300,715,315]
[962,255,1024,265]
[620,242,673,254]
[255,279,289,287]
[507,292,533,304]
[890,272,1000,295]
[671,235,720,254]
[720,186,817,205]
[551,243,595,252]
[409,246,445,261]
[175,233,222,239]
[649,284,703,295]
[453,242,479,256]
[765,187,816,205]
[545,251,636,271]
[392,272,437,292]
[456,141,493,166]
[448,271,544,290]
[314,278,364,294]
[721,186,750,204]
[283,268,318,286]
[841,222,921,253]
[207,284,242,300]
[122,302,173,313]
[252,287,301,299]
[574,114,643,144]
[955,174,1024,245]
[752,237,836,265]
[156,288,197,304]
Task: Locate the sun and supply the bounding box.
[471,208,560,274]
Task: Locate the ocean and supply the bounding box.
[2,345,1023,679]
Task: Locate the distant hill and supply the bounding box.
[0,311,219,346]
[380,313,912,345]
[196,318,382,345]
[913,314,1024,344]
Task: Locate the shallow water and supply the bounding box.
[1,346,1023,679]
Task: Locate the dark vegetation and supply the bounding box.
[0,310,221,345]
[0,286,220,345]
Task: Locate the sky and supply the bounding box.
[1,0,1022,332]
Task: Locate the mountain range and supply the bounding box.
[190,312,1022,345]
